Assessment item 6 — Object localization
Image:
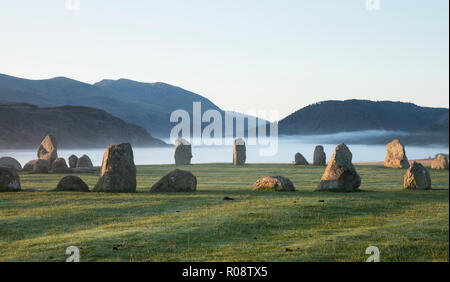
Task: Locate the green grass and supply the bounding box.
[0,163,448,262]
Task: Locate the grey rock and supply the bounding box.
[76,155,93,168]
[0,157,22,171]
[294,153,309,165]
[404,162,431,190]
[150,169,197,192]
[32,159,50,173]
[93,143,136,193]
[174,138,192,165]
[51,158,71,173]
[55,175,90,192]
[68,155,78,169]
[253,176,295,192]
[0,166,21,192]
[316,143,361,192]
[233,138,246,165]
[313,145,326,166]
[384,139,409,168]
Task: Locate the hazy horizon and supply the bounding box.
[0,0,448,119]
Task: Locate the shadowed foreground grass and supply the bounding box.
[0,163,448,262]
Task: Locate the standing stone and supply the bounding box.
[0,166,21,192]
[150,169,197,192]
[404,162,431,190]
[37,134,58,165]
[315,143,361,192]
[93,143,136,192]
[68,155,78,169]
[51,158,71,173]
[174,138,192,165]
[76,155,93,168]
[431,154,449,170]
[32,159,50,173]
[0,157,22,171]
[23,160,38,171]
[313,145,326,166]
[253,176,295,192]
[294,153,309,165]
[384,139,409,168]
[233,138,246,165]
[55,176,90,192]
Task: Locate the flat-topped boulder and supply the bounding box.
[253,176,295,192]
[313,145,326,166]
[37,134,58,165]
[431,154,449,170]
[315,143,361,192]
[93,143,136,193]
[76,155,93,168]
[150,169,197,192]
[294,153,309,165]
[51,158,71,173]
[404,162,431,190]
[68,155,78,169]
[32,159,50,173]
[174,138,192,165]
[233,138,246,165]
[0,166,21,192]
[55,176,90,192]
[0,157,22,171]
[384,139,409,168]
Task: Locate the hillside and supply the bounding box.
[0,74,224,137]
[279,100,448,134]
[0,103,167,149]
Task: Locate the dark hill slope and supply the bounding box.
[279,100,448,135]
[0,103,166,149]
[0,74,225,137]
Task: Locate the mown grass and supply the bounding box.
[0,163,448,262]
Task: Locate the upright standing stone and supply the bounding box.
[233,138,246,165]
[431,154,449,170]
[174,138,192,165]
[51,158,71,173]
[294,153,309,165]
[37,134,58,165]
[0,166,21,192]
[76,155,93,168]
[384,139,409,168]
[68,155,78,169]
[0,157,22,171]
[313,145,326,166]
[93,143,136,192]
[404,162,431,190]
[315,143,361,192]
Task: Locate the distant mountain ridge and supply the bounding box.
[0,74,448,146]
[279,100,448,135]
[0,103,167,149]
[0,73,267,138]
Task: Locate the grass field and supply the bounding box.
[0,163,448,262]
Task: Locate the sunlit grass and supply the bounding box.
[0,163,448,262]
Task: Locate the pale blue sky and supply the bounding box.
[0,0,448,119]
